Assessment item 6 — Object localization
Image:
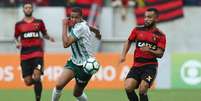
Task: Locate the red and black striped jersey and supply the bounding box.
[14,18,47,61]
[128,26,166,67]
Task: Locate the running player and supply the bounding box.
[51,7,101,101]
[119,8,166,101]
[14,2,55,101]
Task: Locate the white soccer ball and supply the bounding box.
[83,57,100,75]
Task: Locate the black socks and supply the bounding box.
[34,80,42,101]
[139,93,148,101]
[126,90,139,101]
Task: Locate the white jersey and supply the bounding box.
[69,20,94,66]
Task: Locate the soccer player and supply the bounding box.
[51,7,101,101]
[119,8,166,101]
[14,2,55,101]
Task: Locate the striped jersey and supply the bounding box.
[69,20,94,66]
[14,18,47,61]
[128,26,166,67]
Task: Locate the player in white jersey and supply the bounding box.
[51,7,101,101]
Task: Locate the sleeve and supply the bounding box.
[71,24,85,40]
[157,35,166,50]
[40,20,47,35]
[14,23,20,38]
[128,28,137,42]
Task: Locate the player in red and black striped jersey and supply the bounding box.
[119,8,166,101]
[14,2,54,101]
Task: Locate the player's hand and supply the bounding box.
[116,55,126,67]
[62,18,68,26]
[140,46,150,52]
[63,18,75,27]
[118,56,126,64]
[49,37,55,42]
[16,42,21,49]
[95,34,101,40]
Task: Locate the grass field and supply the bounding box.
[0,89,201,101]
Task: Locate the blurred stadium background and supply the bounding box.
[1,0,201,101]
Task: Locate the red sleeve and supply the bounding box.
[157,35,166,50]
[128,28,137,42]
[14,23,20,38]
[40,20,47,35]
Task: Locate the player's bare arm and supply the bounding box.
[62,18,76,48]
[43,34,55,42]
[119,40,132,63]
[89,26,101,40]
[149,47,164,58]
[14,23,21,49]
[14,38,21,49]
[140,46,164,58]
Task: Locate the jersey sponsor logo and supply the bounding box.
[137,41,157,50]
[23,32,40,38]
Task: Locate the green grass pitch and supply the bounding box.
[0,89,201,101]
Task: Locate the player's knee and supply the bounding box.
[124,82,134,92]
[33,76,41,82]
[33,71,41,80]
[24,79,33,86]
[73,91,82,97]
[55,82,64,90]
[138,85,149,94]
[55,84,63,90]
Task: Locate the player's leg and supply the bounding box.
[138,65,157,101]
[138,80,149,101]
[23,75,35,86]
[51,68,75,101]
[33,68,42,101]
[21,59,35,86]
[52,60,78,101]
[73,67,92,101]
[73,83,88,101]
[124,67,141,101]
[125,78,139,101]
[32,58,44,101]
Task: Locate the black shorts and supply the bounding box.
[65,60,92,87]
[20,57,44,78]
[126,64,157,86]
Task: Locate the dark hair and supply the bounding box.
[72,7,83,16]
[146,8,159,16]
[23,2,33,7]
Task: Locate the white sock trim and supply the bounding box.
[76,92,88,101]
[55,88,62,94]
[51,87,62,101]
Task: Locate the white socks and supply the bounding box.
[51,87,62,101]
[51,87,88,101]
[76,92,88,101]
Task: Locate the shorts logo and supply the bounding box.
[146,76,152,82]
[76,78,86,84]
[37,64,42,70]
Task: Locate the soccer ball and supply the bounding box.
[83,57,100,75]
